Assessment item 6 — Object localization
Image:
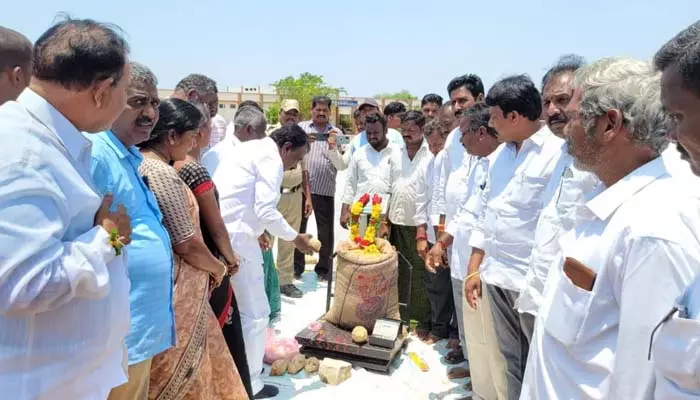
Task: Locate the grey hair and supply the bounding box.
[234,107,267,131]
[129,61,157,88]
[575,57,669,156]
[175,73,217,96]
[541,54,586,91]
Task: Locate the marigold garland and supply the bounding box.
[348,193,383,255]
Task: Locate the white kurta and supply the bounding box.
[204,136,297,394]
[522,156,700,400]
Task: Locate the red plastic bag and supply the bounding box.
[263,328,300,364]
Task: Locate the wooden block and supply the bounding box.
[319,358,352,385]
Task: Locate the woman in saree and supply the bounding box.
[137,98,248,400]
[174,102,253,398]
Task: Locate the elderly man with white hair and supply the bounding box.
[521,58,700,400]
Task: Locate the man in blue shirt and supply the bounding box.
[88,62,175,400]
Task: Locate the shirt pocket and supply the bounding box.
[543,273,595,347]
[510,175,549,210]
[653,314,700,395]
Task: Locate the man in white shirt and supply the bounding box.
[421,93,443,119]
[384,101,406,130]
[340,112,399,235]
[423,103,504,396]
[344,98,405,161]
[205,123,315,399]
[433,76,485,234]
[464,75,564,400]
[522,58,700,400]
[514,55,596,336]
[267,99,312,298]
[0,26,31,105]
[648,20,700,398]
[0,19,133,399]
[388,111,435,340]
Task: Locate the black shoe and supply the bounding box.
[294,271,303,280]
[316,273,329,282]
[253,384,279,399]
[280,284,303,298]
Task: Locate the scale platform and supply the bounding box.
[295,319,406,373]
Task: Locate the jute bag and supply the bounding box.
[323,238,401,331]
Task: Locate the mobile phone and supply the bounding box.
[336,134,351,145]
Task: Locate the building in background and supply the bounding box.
[158,86,422,129]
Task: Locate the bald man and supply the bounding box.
[0,26,32,105]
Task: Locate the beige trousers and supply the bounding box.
[276,165,303,285]
[463,282,508,400]
[107,358,152,400]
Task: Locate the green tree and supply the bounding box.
[271,73,345,120]
[374,89,417,101]
[266,103,281,125]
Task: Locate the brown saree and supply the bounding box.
[139,158,248,400]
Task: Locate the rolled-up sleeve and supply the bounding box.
[0,166,115,316]
[254,149,297,241]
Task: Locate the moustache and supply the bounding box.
[135,117,154,127]
[548,115,567,125]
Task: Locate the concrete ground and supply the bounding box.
[263,169,472,399]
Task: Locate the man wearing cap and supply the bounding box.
[268,99,312,298]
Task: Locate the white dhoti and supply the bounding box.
[231,252,270,394]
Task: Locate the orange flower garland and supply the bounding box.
[348,193,383,255]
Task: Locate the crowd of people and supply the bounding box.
[1,15,700,400]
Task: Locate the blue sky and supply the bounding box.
[2,0,698,97]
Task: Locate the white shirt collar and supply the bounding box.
[17,88,90,161]
[586,156,668,221]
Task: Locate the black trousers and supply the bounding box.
[426,266,455,339]
[294,193,334,276]
[210,277,253,399]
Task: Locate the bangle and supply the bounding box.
[437,224,445,233]
[416,235,427,241]
[109,228,124,256]
[438,239,449,249]
[466,270,479,281]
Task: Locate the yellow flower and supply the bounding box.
[351,201,364,216]
[350,225,359,237]
[363,244,380,255]
[371,204,382,219]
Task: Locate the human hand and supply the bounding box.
[328,129,337,150]
[95,193,132,247]
[304,196,313,218]
[465,273,482,310]
[258,234,271,250]
[307,132,317,144]
[417,239,429,262]
[379,222,390,239]
[340,210,350,230]
[293,233,315,255]
[425,244,445,273]
[226,252,240,276]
